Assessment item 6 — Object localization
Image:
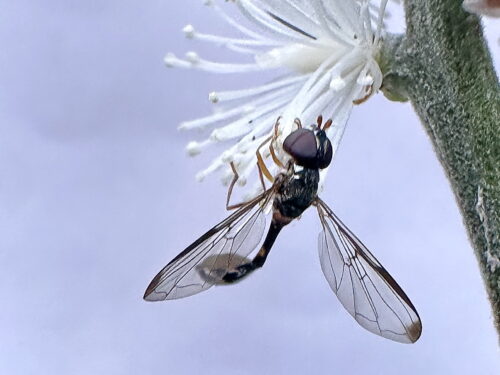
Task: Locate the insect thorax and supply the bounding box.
[274,166,319,219]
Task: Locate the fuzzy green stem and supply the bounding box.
[380,1,500,336]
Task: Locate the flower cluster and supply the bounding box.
[168,0,389,197]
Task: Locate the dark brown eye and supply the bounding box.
[283,128,318,168]
[316,130,332,169]
[283,128,333,169]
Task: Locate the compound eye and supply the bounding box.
[317,135,333,169]
[283,128,318,168]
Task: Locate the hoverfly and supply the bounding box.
[144,116,422,344]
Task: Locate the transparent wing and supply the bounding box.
[144,191,273,301]
[315,198,422,343]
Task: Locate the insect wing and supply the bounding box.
[315,198,422,343]
[144,191,273,301]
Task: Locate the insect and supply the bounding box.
[144,116,422,344]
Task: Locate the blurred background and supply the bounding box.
[0,1,499,374]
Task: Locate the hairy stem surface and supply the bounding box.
[380,1,500,336]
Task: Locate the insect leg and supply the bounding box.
[269,141,285,169]
[273,116,282,138]
[256,161,267,192]
[268,116,287,169]
[226,162,249,210]
[256,135,275,183]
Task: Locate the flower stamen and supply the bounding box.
[169,0,390,197]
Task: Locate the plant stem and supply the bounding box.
[379,1,500,336]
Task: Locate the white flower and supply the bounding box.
[168,0,389,197]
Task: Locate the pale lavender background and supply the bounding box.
[0,1,499,374]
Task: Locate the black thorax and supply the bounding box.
[273,166,319,220]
